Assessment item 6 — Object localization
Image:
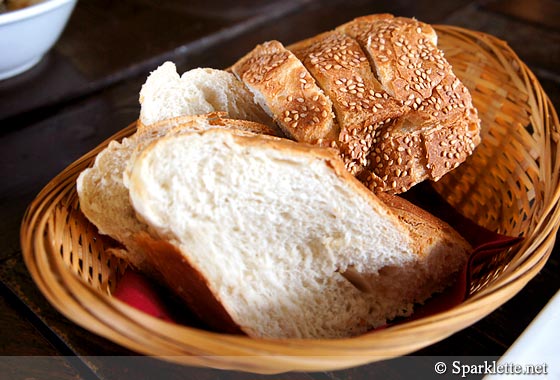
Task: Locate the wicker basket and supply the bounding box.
[21,25,560,373]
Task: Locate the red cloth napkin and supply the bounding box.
[113,270,174,322]
[114,183,522,328]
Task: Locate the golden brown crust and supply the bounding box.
[289,31,408,176]
[376,192,472,256]
[208,117,283,137]
[231,40,338,143]
[232,14,481,194]
[337,15,448,101]
[363,73,481,193]
[136,233,244,335]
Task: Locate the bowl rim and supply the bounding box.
[0,0,76,26]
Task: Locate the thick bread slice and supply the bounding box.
[289,31,408,177]
[231,40,339,142]
[77,114,277,271]
[128,129,471,338]
[138,62,274,128]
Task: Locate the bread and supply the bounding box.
[231,40,338,142]
[289,30,409,178]
[336,14,444,101]
[138,62,275,129]
[127,128,471,338]
[232,14,481,193]
[77,114,278,272]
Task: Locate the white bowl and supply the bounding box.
[0,0,77,80]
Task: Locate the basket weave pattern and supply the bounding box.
[21,26,560,373]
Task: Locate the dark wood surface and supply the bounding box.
[1,0,559,379]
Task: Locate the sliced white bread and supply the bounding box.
[77,114,277,272]
[138,62,275,129]
[127,129,471,338]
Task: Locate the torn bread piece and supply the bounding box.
[139,62,274,129]
[128,129,471,338]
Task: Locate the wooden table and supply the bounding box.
[1,0,559,378]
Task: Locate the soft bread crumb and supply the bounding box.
[128,129,471,338]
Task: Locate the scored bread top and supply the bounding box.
[230,14,481,194]
[337,14,449,101]
[231,40,339,143]
[289,31,409,177]
[364,73,481,192]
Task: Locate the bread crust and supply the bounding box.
[337,15,447,101]
[231,40,338,142]
[376,192,471,254]
[127,129,471,338]
[136,233,243,334]
[289,31,408,176]
[363,74,481,192]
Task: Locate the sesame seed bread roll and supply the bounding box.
[230,15,480,194]
[335,14,478,193]
[127,128,471,338]
[231,40,339,143]
[77,113,278,272]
